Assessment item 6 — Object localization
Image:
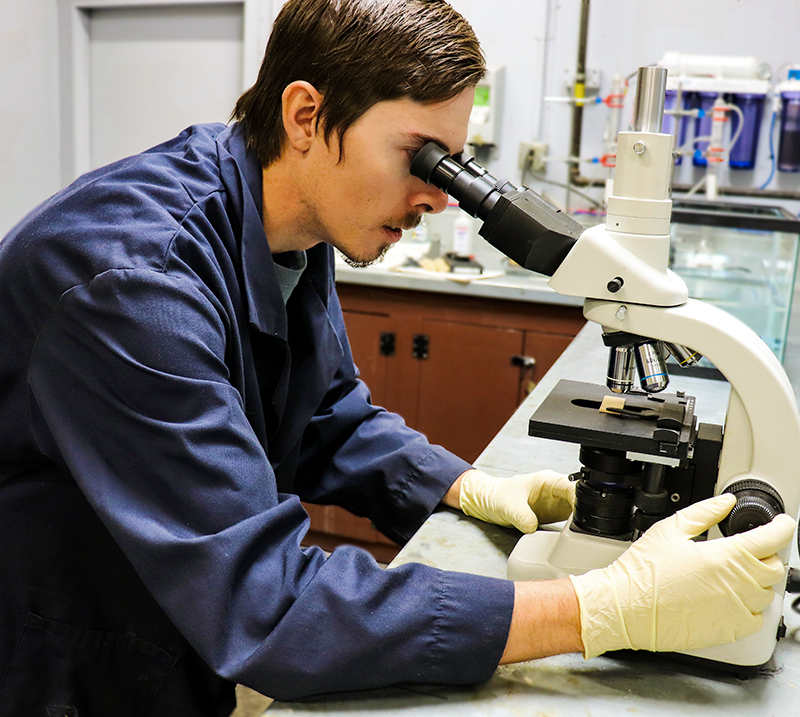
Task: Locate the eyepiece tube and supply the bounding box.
[410,141,584,276]
[410,143,501,219]
[632,66,668,133]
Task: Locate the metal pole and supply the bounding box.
[568,0,591,193]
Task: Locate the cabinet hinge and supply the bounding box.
[412,334,430,360]
[379,332,396,356]
[511,355,537,368]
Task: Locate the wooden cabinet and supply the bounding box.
[302,283,585,560]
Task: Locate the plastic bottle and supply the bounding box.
[452,215,472,255]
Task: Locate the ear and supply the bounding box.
[282,81,323,154]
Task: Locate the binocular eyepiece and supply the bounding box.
[410,143,517,220]
[410,142,583,277]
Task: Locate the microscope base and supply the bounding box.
[506,520,786,670]
[506,519,628,581]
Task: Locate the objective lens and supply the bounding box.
[606,345,636,393]
[664,342,702,368]
[634,341,669,393]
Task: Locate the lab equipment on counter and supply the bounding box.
[729,92,766,169]
[467,64,504,154]
[411,66,800,676]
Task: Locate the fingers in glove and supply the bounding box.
[725,513,796,560]
[657,494,736,540]
[518,472,574,524]
[732,551,788,593]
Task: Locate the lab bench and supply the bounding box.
[268,321,800,717]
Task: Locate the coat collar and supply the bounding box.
[215,123,332,338]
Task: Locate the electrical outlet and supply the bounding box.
[518,141,548,172]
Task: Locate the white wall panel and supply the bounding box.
[88,4,244,168]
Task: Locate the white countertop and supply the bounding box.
[266,323,800,716]
[333,242,583,307]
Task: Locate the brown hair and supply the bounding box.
[232,0,484,166]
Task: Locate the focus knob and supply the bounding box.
[718,480,784,537]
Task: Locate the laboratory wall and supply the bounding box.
[2,0,799,233]
[0,0,61,237]
[451,0,800,215]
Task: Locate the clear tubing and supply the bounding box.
[692,92,720,167]
[705,98,727,200]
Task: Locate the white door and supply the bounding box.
[88,3,244,169]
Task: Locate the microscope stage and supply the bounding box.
[528,379,697,460]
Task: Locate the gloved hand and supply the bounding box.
[459,469,575,533]
[569,493,797,658]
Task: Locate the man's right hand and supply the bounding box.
[569,494,797,658]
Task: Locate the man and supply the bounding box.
[0,1,793,714]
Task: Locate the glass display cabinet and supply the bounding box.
[669,199,800,377]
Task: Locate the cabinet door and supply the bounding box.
[415,320,525,463]
[341,309,392,408]
[520,331,575,400]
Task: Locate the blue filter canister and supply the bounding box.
[729,93,765,170]
[778,91,800,172]
[692,91,720,167]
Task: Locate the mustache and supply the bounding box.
[393,213,423,232]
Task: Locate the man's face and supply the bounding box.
[300,88,474,266]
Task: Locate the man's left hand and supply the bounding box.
[458,469,575,532]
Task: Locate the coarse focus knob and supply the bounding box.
[607,277,624,293]
[718,480,785,537]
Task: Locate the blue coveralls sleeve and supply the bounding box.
[292,286,473,545]
[26,264,515,700]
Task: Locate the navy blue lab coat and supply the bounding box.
[0,123,514,713]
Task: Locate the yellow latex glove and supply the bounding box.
[459,469,575,533]
[569,493,797,658]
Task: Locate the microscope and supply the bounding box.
[410,67,800,674]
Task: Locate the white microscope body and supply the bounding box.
[507,68,800,669]
[410,66,800,670]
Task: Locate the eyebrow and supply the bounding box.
[404,133,459,156]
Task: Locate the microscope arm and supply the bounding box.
[584,298,800,552]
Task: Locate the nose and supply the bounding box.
[410,181,450,215]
